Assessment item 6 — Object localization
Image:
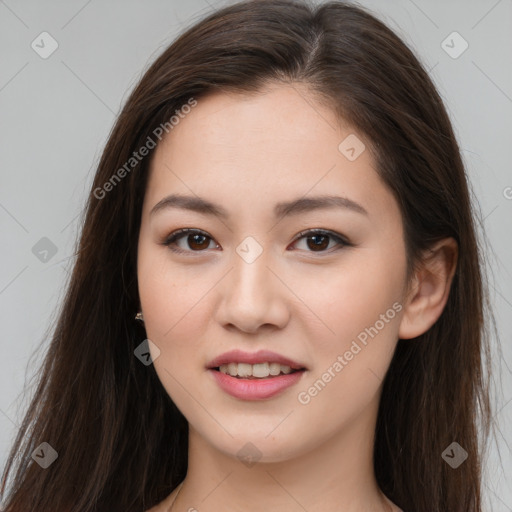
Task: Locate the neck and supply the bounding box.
[174,398,395,512]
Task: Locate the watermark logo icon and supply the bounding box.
[31,442,58,468]
[236,236,263,264]
[236,442,262,468]
[134,339,161,365]
[32,237,58,263]
[441,32,468,59]
[31,32,59,59]
[442,441,468,468]
[338,134,366,161]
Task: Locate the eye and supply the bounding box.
[290,229,350,253]
[162,228,218,254]
[161,228,350,255]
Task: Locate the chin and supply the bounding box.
[200,427,316,465]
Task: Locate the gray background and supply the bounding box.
[0,0,511,509]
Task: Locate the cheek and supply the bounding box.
[137,246,210,352]
[305,247,406,371]
[295,260,404,425]
[137,250,214,405]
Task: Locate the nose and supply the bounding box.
[214,247,290,334]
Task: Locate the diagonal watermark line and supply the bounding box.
[0,0,29,28]
[484,482,512,511]
[163,267,234,337]
[483,205,499,222]
[265,471,309,511]
[489,279,512,309]
[60,210,83,233]
[428,61,439,74]
[61,0,93,29]
[405,0,439,29]
[202,0,215,11]
[471,0,503,30]
[199,471,234,503]
[475,204,498,231]
[493,394,512,421]
[0,202,29,233]
[472,61,512,104]
[0,62,29,92]
[492,285,512,310]
[368,367,383,382]
[290,83,337,132]
[267,163,337,234]
[61,60,117,114]
[0,407,19,429]
[265,409,294,438]
[495,421,512,454]
[163,366,234,437]
[265,266,336,335]
[0,266,28,295]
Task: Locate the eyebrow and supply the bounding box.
[149,193,368,219]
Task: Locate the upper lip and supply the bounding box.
[206,349,307,371]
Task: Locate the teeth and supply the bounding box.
[237,363,252,378]
[253,363,270,378]
[218,362,296,378]
[269,362,281,376]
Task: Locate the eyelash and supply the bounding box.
[161,228,351,256]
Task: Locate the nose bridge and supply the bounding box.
[216,236,289,332]
[231,236,274,304]
[233,240,271,295]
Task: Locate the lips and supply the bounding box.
[206,349,308,400]
[209,368,305,400]
[206,349,307,371]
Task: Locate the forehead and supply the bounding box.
[143,84,397,225]
[149,84,351,179]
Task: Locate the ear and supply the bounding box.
[398,237,458,340]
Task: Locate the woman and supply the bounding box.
[0,1,494,511]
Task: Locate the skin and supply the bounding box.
[138,83,457,512]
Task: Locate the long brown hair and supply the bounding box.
[1,1,496,510]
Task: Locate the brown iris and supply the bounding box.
[188,233,210,250]
[306,234,329,251]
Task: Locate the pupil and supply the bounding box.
[189,234,208,250]
[308,234,328,251]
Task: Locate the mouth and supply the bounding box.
[211,362,305,379]
[206,350,308,400]
[206,349,307,377]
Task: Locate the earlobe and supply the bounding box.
[398,237,458,340]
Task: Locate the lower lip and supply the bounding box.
[208,369,306,400]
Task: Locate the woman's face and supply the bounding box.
[137,83,409,462]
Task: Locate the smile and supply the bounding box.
[206,349,308,400]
